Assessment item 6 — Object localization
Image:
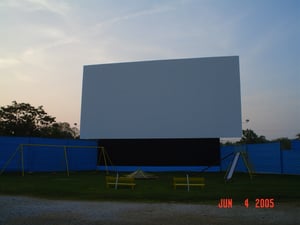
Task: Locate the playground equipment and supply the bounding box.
[224,151,254,181]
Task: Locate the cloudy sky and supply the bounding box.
[0,0,299,139]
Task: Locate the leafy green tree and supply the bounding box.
[238,129,268,144]
[0,101,78,138]
[42,122,79,139]
[0,101,55,136]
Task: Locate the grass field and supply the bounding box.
[0,171,299,205]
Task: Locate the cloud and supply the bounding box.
[22,36,78,58]
[27,0,70,15]
[0,58,20,68]
[0,0,70,17]
[0,28,78,72]
[93,4,176,31]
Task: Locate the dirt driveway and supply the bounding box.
[0,196,299,225]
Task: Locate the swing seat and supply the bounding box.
[173,177,205,189]
[105,176,136,190]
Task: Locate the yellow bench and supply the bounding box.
[106,176,136,190]
[173,177,205,190]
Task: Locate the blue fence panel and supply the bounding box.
[29,138,98,172]
[220,145,249,172]
[29,137,70,146]
[0,136,98,173]
[291,140,300,150]
[282,150,300,175]
[67,139,98,171]
[220,145,235,171]
[24,145,67,172]
[220,143,282,174]
[234,145,249,172]
[68,148,93,171]
[247,142,281,174]
[0,136,29,171]
[23,138,58,172]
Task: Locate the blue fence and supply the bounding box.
[0,136,98,173]
[282,140,300,175]
[220,140,300,175]
[0,136,299,175]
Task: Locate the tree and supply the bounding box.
[0,101,55,136]
[272,137,291,150]
[0,101,78,138]
[296,133,300,140]
[238,129,268,144]
[42,122,79,139]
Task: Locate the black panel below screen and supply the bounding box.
[98,138,220,166]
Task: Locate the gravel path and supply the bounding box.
[0,196,299,225]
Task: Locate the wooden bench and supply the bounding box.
[106,176,136,190]
[173,177,205,190]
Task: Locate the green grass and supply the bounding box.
[0,171,299,205]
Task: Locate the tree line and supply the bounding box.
[0,101,78,139]
[223,129,300,149]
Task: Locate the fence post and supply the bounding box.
[280,148,283,174]
[186,174,190,192]
[20,144,24,177]
[64,146,70,176]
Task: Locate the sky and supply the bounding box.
[0,0,299,140]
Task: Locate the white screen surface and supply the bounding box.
[80,56,242,139]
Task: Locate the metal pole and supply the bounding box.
[115,173,119,190]
[186,174,190,192]
[21,144,24,177]
[101,147,109,175]
[0,145,20,176]
[64,146,70,176]
[241,151,253,179]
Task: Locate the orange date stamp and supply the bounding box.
[218,198,275,208]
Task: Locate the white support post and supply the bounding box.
[186,174,190,192]
[115,173,119,190]
[225,152,240,181]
